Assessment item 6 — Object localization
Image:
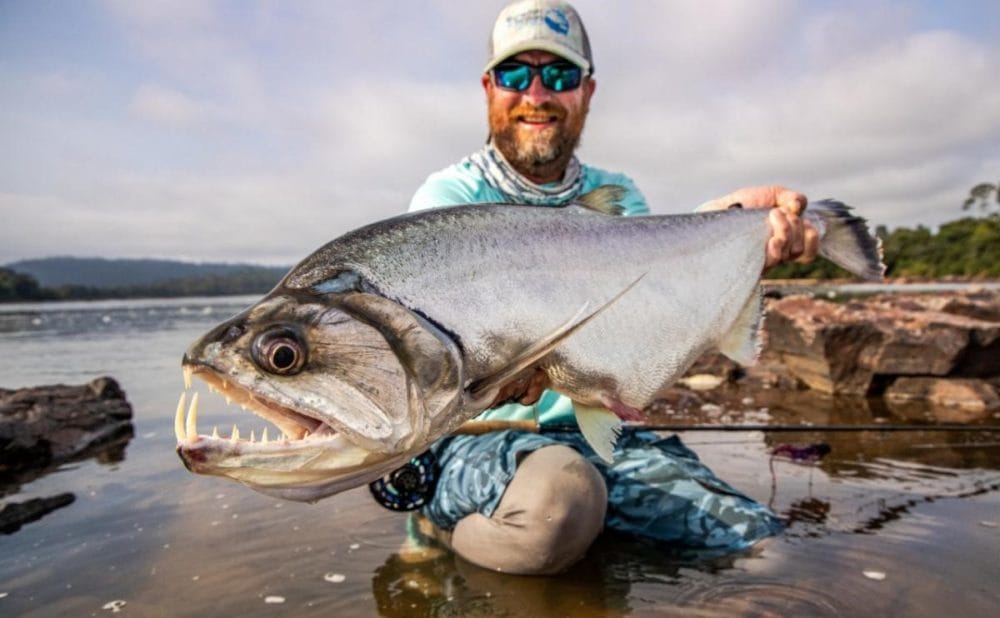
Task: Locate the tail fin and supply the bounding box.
[805,200,885,281]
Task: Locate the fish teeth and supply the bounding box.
[183,366,193,389]
[231,425,240,442]
[212,426,220,439]
[250,430,256,444]
[186,392,199,439]
[262,428,269,444]
[175,393,187,441]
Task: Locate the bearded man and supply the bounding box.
[404,0,815,575]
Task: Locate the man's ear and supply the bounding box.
[481,73,492,96]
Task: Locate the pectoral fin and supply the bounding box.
[574,185,628,215]
[466,274,645,405]
[575,404,622,463]
[717,288,763,365]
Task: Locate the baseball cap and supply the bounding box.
[485,0,593,74]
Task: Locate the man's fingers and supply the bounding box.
[776,188,807,217]
[766,209,790,267]
[703,185,808,213]
[788,213,805,258]
[796,223,820,263]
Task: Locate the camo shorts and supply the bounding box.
[423,429,783,551]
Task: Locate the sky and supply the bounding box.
[2,0,999,266]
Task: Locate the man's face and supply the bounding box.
[482,50,596,183]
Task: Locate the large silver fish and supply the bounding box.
[175,189,883,501]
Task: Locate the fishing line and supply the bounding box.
[539,423,1000,433]
[909,442,1000,449]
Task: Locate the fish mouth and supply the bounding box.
[174,363,407,500]
[174,363,341,455]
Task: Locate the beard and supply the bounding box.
[489,100,587,181]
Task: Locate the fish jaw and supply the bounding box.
[173,369,426,502]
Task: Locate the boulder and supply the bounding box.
[1,377,133,533]
[1,376,133,483]
[764,290,1000,395]
[885,377,999,423]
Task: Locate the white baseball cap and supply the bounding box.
[485,0,593,74]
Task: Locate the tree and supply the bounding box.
[0,268,45,301]
[962,181,999,214]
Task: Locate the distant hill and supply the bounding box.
[5,257,290,289]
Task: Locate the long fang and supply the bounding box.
[186,392,199,440]
[174,393,187,441]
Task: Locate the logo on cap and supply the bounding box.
[544,9,570,35]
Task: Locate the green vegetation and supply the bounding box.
[0,268,47,301]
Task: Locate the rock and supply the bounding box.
[0,377,133,489]
[764,291,1000,395]
[1,377,133,533]
[885,377,999,423]
[0,493,75,534]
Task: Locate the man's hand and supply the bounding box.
[701,185,819,270]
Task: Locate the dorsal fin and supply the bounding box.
[574,185,628,215]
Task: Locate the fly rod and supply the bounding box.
[453,420,1000,435]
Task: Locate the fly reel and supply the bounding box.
[368,450,438,511]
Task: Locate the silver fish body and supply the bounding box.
[176,199,883,501]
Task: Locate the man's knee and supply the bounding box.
[450,445,607,574]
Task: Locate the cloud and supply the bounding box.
[2,1,999,266]
[581,13,1000,228]
[129,83,214,128]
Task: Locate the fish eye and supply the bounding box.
[252,327,307,375]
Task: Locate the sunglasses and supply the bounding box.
[492,61,585,93]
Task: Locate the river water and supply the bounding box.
[0,295,998,617]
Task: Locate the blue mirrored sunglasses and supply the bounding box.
[492,61,584,93]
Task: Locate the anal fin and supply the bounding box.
[574,404,622,464]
